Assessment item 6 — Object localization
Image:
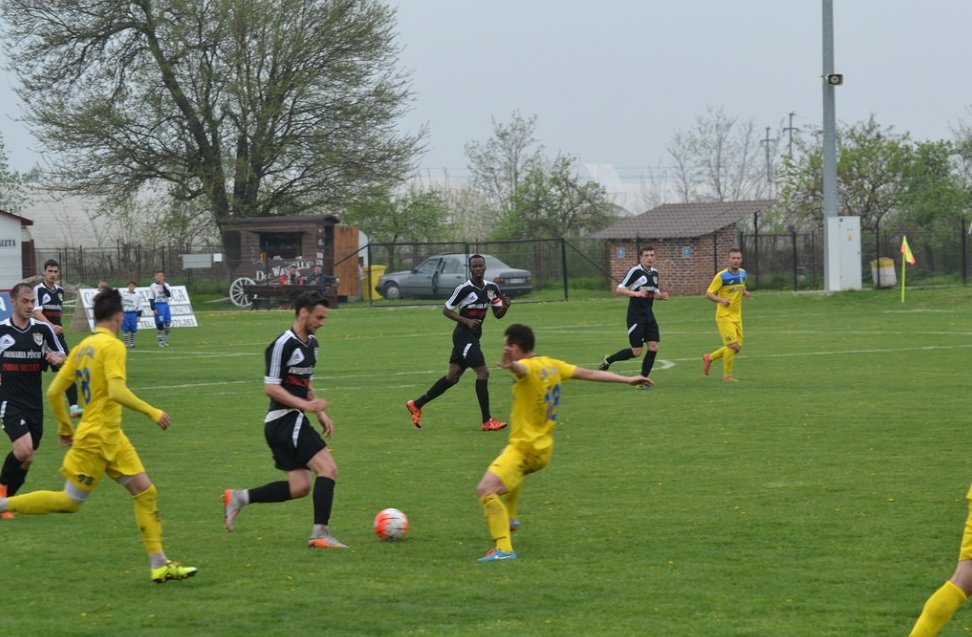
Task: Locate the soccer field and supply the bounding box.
[8,286,972,636]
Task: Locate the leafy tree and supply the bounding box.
[893,140,970,269]
[495,155,612,240]
[464,110,544,223]
[777,116,912,231]
[1,0,423,246]
[344,187,451,245]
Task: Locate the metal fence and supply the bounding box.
[37,225,969,299]
[741,224,971,290]
[352,238,612,304]
[35,245,232,289]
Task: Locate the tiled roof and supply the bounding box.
[592,199,776,240]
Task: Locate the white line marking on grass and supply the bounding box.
[669,342,972,363]
[884,309,949,313]
[133,379,255,391]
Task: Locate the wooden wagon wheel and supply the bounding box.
[229,277,256,308]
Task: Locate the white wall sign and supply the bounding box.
[78,286,199,331]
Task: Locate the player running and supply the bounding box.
[223,291,347,549]
[0,288,197,583]
[405,254,512,431]
[0,283,66,517]
[598,246,669,388]
[702,248,752,382]
[476,323,651,562]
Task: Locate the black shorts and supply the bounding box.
[0,402,43,447]
[449,335,486,370]
[263,410,326,472]
[627,317,660,348]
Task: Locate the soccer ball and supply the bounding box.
[374,507,409,541]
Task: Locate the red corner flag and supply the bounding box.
[901,236,916,265]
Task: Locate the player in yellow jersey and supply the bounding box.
[702,248,752,382]
[907,483,972,636]
[0,288,197,584]
[475,323,650,562]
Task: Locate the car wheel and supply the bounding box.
[383,282,401,300]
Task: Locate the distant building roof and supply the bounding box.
[0,209,33,226]
[592,199,776,240]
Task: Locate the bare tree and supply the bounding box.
[667,106,774,203]
[0,135,36,213]
[464,110,544,222]
[1,0,423,246]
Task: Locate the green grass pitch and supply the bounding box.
[6,286,972,636]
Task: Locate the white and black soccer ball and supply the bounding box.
[373,507,409,541]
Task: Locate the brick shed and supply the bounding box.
[592,200,775,296]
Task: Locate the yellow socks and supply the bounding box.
[502,484,523,521]
[709,347,725,361]
[723,348,735,376]
[133,484,164,555]
[480,494,513,553]
[7,490,80,514]
[910,580,967,637]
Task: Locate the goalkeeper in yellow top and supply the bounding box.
[475,323,650,562]
[0,288,197,584]
[702,248,752,382]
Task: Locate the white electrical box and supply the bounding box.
[824,216,862,291]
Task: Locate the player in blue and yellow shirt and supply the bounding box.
[702,248,752,382]
[475,323,650,562]
[0,288,196,583]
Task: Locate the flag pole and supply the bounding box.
[900,253,906,303]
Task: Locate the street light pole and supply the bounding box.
[822,0,838,221]
[822,0,839,290]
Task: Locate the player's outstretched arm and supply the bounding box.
[572,367,652,386]
[107,378,165,426]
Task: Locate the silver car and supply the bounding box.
[376,253,532,300]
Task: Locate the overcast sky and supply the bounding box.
[3,1,972,179]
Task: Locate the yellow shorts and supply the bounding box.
[59,433,146,493]
[487,444,552,493]
[960,484,972,561]
[717,318,743,347]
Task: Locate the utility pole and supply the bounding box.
[782,112,797,158]
[760,126,777,188]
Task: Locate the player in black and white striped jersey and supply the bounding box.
[405,254,512,432]
[0,283,66,514]
[32,259,82,417]
[598,246,668,388]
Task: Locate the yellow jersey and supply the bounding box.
[707,268,748,322]
[55,327,140,451]
[508,355,577,454]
